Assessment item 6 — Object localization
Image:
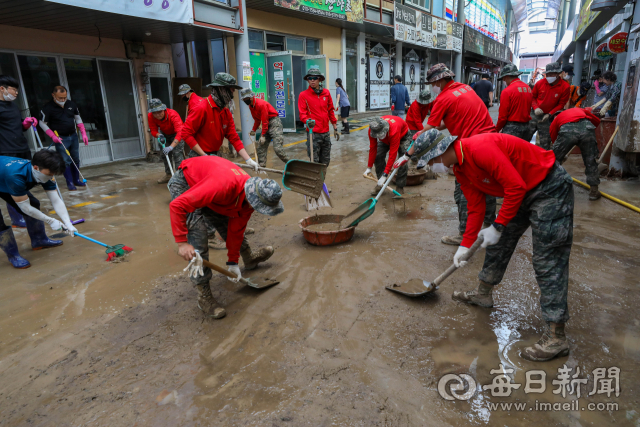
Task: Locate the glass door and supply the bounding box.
[346,53,358,111]
[99,60,143,160]
[63,58,111,165]
[0,52,36,151]
[266,52,296,132]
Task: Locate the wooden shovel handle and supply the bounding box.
[202,259,251,286]
[433,235,485,286]
[598,126,618,164]
[363,173,396,194]
[234,162,283,175]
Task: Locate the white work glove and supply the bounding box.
[534,108,544,116]
[259,135,266,145]
[477,225,502,248]
[48,218,64,233]
[377,174,388,186]
[62,222,77,237]
[245,158,259,172]
[393,154,410,169]
[453,246,470,268]
[162,145,173,155]
[183,250,204,279]
[541,114,550,123]
[249,131,256,136]
[600,101,612,117]
[227,264,241,282]
[363,167,372,177]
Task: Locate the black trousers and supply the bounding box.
[0,191,40,231]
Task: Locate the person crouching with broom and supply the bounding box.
[0,150,77,269]
[169,155,284,319]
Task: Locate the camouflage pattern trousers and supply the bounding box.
[307,131,332,166]
[552,119,600,186]
[162,134,186,176]
[167,169,251,286]
[455,180,497,235]
[479,163,574,323]
[528,111,552,149]
[501,121,531,141]
[374,132,411,188]
[257,117,289,167]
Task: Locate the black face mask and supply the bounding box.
[242,98,252,106]
[182,95,189,102]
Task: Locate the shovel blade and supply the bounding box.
[598,162,609,174]
[243,277,280,289]
[385,279,436,297]
[283,160,327,198]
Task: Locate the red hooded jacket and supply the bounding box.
[148,108,183,141]
[368,116,409,174]
[405,100,432,131]
[181,94,243,153]
[298,87,337,134]
[496,79,533,132]
[250,97,279,133]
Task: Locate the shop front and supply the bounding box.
[461,26,511,95]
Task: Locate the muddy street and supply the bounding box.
[1,113,640,427]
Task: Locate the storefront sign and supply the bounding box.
[369,56,390,110]
[45,0,193,24]
[608,32,628,54]
[596,43,614,60]
[404,61,420,103]
[249,53,267,100]
[575,0,600,41]
[274,0,364,23]
[463,26,509,62]
[395,3,418,44]
[394,5,462,52]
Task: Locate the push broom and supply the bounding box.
[73,232,132,261]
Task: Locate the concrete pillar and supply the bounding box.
[568,0,577,25]
[573,40,585,85]
[562,54,571,66]
[555,6,564,48]
[357,31,366,112]
[505,8,512,46]
[560,0,570,42]
[341,29,347,87]
[395,41,403,80]
[454,0,465,82]
[234,0,253,148]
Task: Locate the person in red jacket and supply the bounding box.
[413,128,574,362]
[240,88,289,167]
[405,89,434,137]
[530,62,571,149]
[495,65,533,140]
[180,73,259,170]
[147,98,185,184]
[551,107,602,200]
[169,156,284,319]
[365,116,410,195]
[401,63,496,246]
[297,68,338,166]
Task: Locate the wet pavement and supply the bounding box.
[1,107,640,426]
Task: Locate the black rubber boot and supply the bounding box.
[24,215,63,250]
[341,122,350,134]
[63,166,76,191]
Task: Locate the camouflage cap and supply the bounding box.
[498,64,523,80]
[545,62,562,74]
[244,177,284,216]
[206,72,243,90]
[304,68,325,82]
[148,98,166,113]
[417,88,434,104]
[239,88,255,99]
[177,84,193,96]
[426,63,455,83]
[369,117,390,139]
[414,128,458,163]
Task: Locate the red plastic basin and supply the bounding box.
[299,214,356,246]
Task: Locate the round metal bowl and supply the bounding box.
[299,214,356,246]
[392,169,428,186]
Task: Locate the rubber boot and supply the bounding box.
[452,281,494,308]
[371,184,382,196]
[71,165,86,187]
[0,228,30,269]
[441,233,463,245]
[521,322,570,361]
[6,204,26,228]
[24,215,63,250]
[341,121,349,135]
[395,186,405,195]
[241,246,274,270]
[589,185,601,201]
[157,174,172,184]
[63,166,76,191]
[208,233,226,250]
[196,284,226,319]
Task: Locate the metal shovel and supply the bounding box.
[341,167,399,228]
[385,235,484,297]
[234,160,327,199]
[202,259,279,289]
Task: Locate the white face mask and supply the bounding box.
[32,167,51,183]
[431,157,451,174]
[55,99,65,107]
[563,74,571,81]
[2,89,16,102]
[431,85,442,96]
[547,77,557,84]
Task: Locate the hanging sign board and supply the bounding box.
[608,32,628,54]
[394,3,418,44]
[275,0,364,23]
[596,43,614,60]
[394,6,462,52]
[45,0,193,23]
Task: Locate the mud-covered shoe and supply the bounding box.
[371,185,382,196]
[452,281,494,308]
[395,186,405,195]
[196,284,226,319]
[589,185,601,201]
[208,235,226,250]
[521,323,569,361]
[241,246,274,270]
[441,233,463,245]
[245,227,255,235]
[157,174,172,184]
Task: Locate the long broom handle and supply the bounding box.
[74,232,109,248]
[201,259,252,286]
[363,174,401,196]
[598,126,618,164]
[433,236,484,286]
[234,162,283,175]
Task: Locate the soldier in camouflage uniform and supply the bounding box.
[240,88,290,167]
[407,128,574,362]
[147,98,186,184]
[496,64,533,141]
[529,62,570,150]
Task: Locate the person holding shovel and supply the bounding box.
[169,155,283,319]
[365,117,411,195]
[298,68,338,166]
[405,89,434,138]
[147,98,185,184]
[239,88,289,167]
[529,62,570,149]
[406,63,497,246]
[0,150,77,269]
[550,107,601,200]
[495,64,533,140]
[407,128,574,362]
